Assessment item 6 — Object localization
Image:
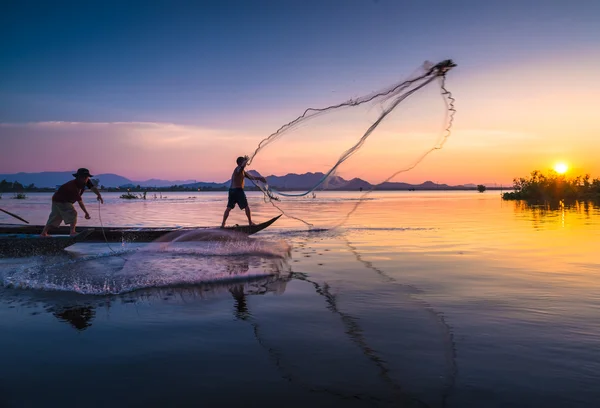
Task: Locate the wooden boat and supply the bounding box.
[0,215,282,243]
[0,229,94,258]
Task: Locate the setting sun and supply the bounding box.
[554,162,569,174]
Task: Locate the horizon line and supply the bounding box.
[0,169,511,187]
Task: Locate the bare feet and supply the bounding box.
[40,233,49,237]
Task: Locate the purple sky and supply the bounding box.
[1,0,599,183]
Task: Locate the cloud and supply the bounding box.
[0,121,260,180]
[2,120,598,184]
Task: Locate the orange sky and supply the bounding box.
[2,53,599,185]
[2,1,600,186]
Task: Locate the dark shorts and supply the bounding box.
[227,188,248,210]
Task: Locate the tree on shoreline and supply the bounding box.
[502,170,600,201]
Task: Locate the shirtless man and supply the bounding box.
[221,155,266,228]
[41,168,103,236]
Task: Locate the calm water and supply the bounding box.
[1,191,599,407]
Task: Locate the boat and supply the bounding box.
[0,215,282,243]
[0,229,95,258]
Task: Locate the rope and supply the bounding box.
[246,60,457,228]
[97,200,128,259]
[247,178,315,229]
[250,72,438,199]
[332,72,456,227]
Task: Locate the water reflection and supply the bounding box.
[234,271,415,406]
[512,199,600,229]
[230,285,250,320]
[52,306,96,331]
[344,237,457,407]
[0,273,291,332]
[2,192,599,407]
[225,232,457,407]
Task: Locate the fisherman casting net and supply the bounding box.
[244,60,456,227]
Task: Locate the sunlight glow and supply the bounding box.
[554,162,569,174]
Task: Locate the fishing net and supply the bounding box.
[244,60,456,227]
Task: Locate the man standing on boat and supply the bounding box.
[221,155,266,228]
[41,168,104,237]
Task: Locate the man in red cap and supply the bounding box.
[41,168,104,236]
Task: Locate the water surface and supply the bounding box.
[1,191,599,407]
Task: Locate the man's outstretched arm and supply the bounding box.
[241,155,267,183]
[86,179,104,203]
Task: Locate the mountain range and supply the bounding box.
[0,171,492,190]
[0,172,202,188]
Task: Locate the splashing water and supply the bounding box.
[0,229,292,295]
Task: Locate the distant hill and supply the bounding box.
[139,178,198,187]
[339,178,372,190]
[94,173,133,187]
[180,181,229,189]
[265,172,344,189]
[378,180,468,190]
[0,171,481,190]
[218,172,363,190]
[0,172,200,189]
[0,172,132,188]
[229,172,470,191]
[0,172,82,188]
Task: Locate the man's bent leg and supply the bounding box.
[68,221,77,236]
[221,207,232,228]
[40,224,51,237]
[60,203,79,236]
[245,206,256,226]
[41,203,63,237]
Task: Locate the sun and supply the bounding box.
[554,162,569,174]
